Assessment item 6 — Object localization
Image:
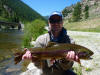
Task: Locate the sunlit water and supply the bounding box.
[0,29,24,75]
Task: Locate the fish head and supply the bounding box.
[78,49,94,59]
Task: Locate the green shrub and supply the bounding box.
[23,19,47,48]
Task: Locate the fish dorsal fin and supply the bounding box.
[46,42,57,48]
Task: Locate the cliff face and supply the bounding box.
[62,0,100,20]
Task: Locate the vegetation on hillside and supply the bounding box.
[62,1,100,32]
[64,17,100,32]
[84,5,89,19]
[62,0,100,22]
[72,2,82,22]
[63,2,90,22]
[0,0,46,23]
[62,6,73,17]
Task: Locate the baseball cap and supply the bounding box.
[49,11,63,20]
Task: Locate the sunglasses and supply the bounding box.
[49,19,62,24]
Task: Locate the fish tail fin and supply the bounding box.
[14,55,22,64]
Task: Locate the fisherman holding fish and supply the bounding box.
[22,11,79,75]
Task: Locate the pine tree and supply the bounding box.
[72,2,82,22]
[84,5,89,19]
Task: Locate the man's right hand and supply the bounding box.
[22,48,32,60]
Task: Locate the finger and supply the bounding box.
[26,53,30,59]
[22,55,26,60]
[25,51,31,58]
[24,48,28,51]
[66,51,73,61]
[66,51,70,59]
[26,50,31,54]
[22,50,31,60]
[22,55,24,60]
[50,59,55,64]
[67,51,75,60]
[70,51,75,60]
[28,54,32,59]
[75,55,79,62]
[29,55,32,59]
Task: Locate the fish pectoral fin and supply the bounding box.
[14,55,22,64]
[46,42,57,48]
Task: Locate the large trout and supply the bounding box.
[14,42,94,64]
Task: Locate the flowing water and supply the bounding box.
[0,29,24,75]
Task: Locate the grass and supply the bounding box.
[72,64,82,75]
[85,67,92,71]
[64,18,100,32]
[21,60,31,71]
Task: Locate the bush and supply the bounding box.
[23,19,47,48]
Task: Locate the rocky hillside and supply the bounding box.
[62,0,100,20]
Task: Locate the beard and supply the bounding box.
[51,28,61,33]
[48,24,62,33]
[50,26,62,33]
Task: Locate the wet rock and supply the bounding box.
[6,68,20,72]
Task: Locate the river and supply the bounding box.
[0,29,24,75]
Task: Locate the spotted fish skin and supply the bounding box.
[14,42,94,64]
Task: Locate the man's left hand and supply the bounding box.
[66,51,80,63]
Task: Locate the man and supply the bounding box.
[22,11,79,75]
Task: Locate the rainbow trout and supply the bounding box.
[14,42,94,64]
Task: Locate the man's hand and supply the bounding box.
[66,51,80,63]
[22,48,32,60]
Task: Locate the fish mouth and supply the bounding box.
[88,57,93,59]
[91,51,94,55]
[78,51,94,59]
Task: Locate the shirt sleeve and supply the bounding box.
[69,36,75,44]
[34,35,46,48]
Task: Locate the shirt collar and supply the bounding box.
[49,27,67,42]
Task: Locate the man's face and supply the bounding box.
[49,15,63,33]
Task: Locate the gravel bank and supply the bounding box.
[67,31,100,75]
[3,31,99,75]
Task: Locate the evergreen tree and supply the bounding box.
[62,9,69,17]
[84,5,89,19]
[72,2,82,22]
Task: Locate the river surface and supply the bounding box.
[0,29,24,75]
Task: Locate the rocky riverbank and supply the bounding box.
[1,31,100,75]
[67,31,100,75]
[20,31,100,75]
